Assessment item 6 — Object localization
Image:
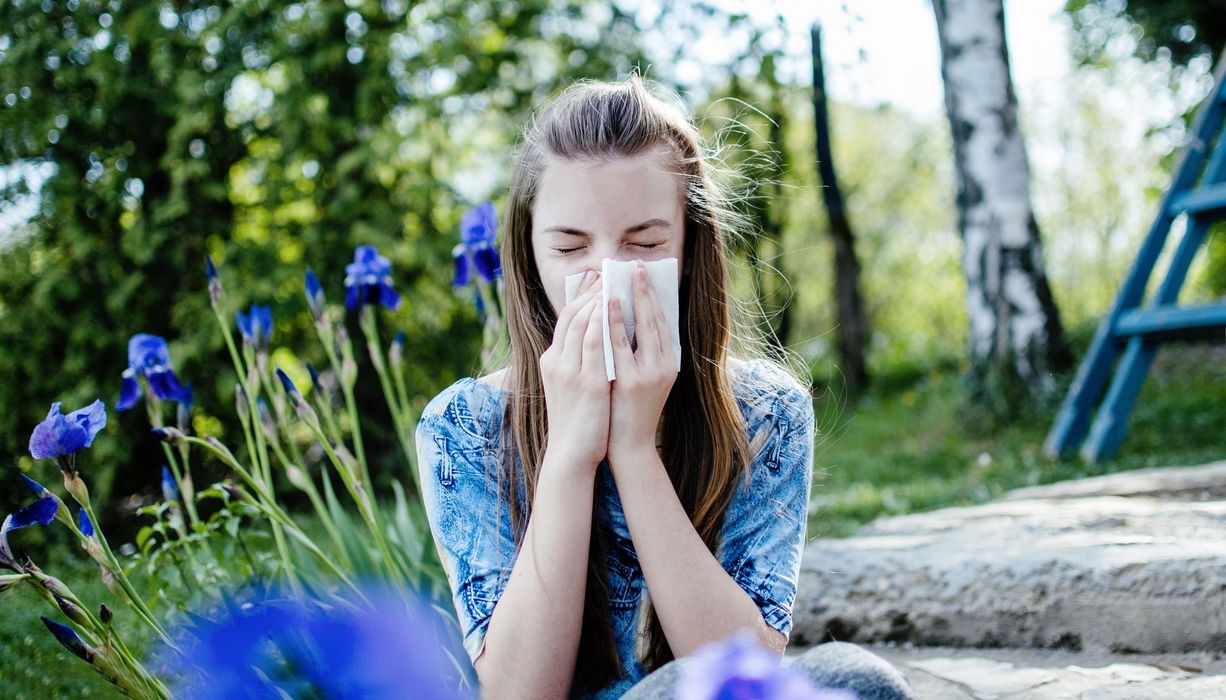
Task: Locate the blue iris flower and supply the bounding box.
[1,493,59,570]
[304,267,325,320]
[452,202,502,287]
[117,334,187,410]
[161,466,179,504]
[157,587,475,699]
[677,630,856,700]
[28,400,107,460]
[343,245,401,311]
[235,304,274,351]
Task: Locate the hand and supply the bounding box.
[607,262,678,467]
[539,270,610,474]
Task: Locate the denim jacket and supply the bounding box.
[415,357,815,698]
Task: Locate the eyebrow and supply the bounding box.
[541,219,671,237]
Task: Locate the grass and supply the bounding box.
[807,342,1226,538]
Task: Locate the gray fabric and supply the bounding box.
[620,642,915,700]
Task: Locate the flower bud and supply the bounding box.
[257,398,278,443]
[389,331,405,370]
[221,482,254,504]
[305,267,326,321]
[235,383,250,422]
[61,471,91,509]
[206,256,224,307]
[99,603,113,624]
[151,426,186,446]
[54,594,91,627]
[285,465,310,491]
[40,616,95,663]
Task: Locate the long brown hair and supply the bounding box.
[487,74,793,692]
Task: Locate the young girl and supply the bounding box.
[416,76,913,699]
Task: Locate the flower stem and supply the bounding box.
[183,437,365,600]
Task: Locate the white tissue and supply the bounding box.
[563,258,682,381]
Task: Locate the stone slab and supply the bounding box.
[1004,461,1226,502]
[860,645,1226,700]
[793,495,1226,652]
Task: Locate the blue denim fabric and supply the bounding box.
[415,358,816,699]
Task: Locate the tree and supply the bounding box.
[811,23,869,394]
[931,0,1072,414]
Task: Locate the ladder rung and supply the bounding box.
[1170,182,1226,216]
[1115,303,1226,337]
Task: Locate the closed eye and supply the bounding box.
[554,243,663,255]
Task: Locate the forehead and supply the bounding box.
[532,150,684,233]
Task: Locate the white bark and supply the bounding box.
[933,0,1064,390]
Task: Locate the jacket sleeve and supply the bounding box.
[416,384,519,663]
[717,378,816,639]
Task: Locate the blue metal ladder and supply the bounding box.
[1045,51,1226,462]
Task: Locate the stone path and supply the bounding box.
[790,461,1226,698]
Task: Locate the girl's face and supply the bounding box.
[530,149,686,316]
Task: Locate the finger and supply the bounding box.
[581,296,607,378]
[561,293,599,367]
[649,280,673,365]
[631,265,661,360]
[607,297,637,381]
[552,271,601,349]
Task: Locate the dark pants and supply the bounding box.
[620,641,915,700]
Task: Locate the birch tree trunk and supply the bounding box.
[932,0,1070,411]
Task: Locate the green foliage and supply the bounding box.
[0,0,675,525]
[1064,0,1226,69]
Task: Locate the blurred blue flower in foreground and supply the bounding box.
[343,245,400,311]
[236,304,273,351]
[28,400,107,460]
[452,201,501,287]
[117,334,187,410]
[677,631,857,700]
[157,586,474,699]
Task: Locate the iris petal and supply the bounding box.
[67,400,107,447]
[235,309,252,342]
[148,369,184,401]
[117,369,141,411]
[10,496,58,529]
[473,245,501,283]
[161,466,179,504]
[452,245,470,287]
[376,283,401,311]
[78,508,94,538]
[20,473,48,497]
[461,202,498,248]
[29,404,88,459]
[129,334,171,373]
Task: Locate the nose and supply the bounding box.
[588,241,647,267]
